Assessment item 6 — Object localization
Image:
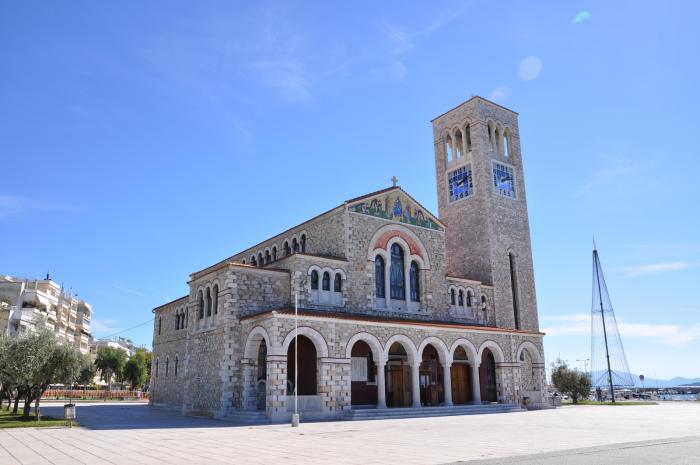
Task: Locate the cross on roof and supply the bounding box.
[391,176,398,187]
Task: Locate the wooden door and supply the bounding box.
[451,364,471,404]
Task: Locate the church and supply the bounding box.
[150,96,547,421]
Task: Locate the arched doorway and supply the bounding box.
[287,335,317,395]
[386,342,412,407]
[480,348,498,402]
[451,346,472,404]
[419,344,443,406]
[349,340,377,406]
[256,339,267,411]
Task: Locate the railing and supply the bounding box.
[42,389,149,401]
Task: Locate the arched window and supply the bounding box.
[272,247,277,261]
[509,252,520,329]
[375,256,385,298]
[334,273,342,292]
[310,270,319,290]
[265,251,271,264]
[322,272,330,291]
[300,234,306,253]
[251,256,257,267]
[390,244,405,300]
[467,290,473,307]
[454,129,463,159]
[175,313,180,331]
[155,359,159,378]
[165,356,169,377]
[445,134,453,162]
[495,127,503,156]
[292,238,299,253]
[284,241,290,256]
[205,288,212,317]
[458,289,464,306]
[175,355,179,377]
[503,132,510,158]
[481,295,487,306]
[158,317,162,335]
[450,288,456,305]
[409,261,420,302]
[258,253,263,267]
[212,284,219,315]
[465,124,472,152]
[242,259,246,265]
[197,290,204,319]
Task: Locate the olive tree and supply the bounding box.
[551,358,592,404]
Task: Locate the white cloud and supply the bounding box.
[577,153,655,196]
[489,86,511,102]
[620,262,691,277]
[0,195,77,219]
[518,56,543,81]
[115,285,145,297]
[542,313,700,346]
[91,318,123,335]
[250,59,311,102]
[374,11,466,81]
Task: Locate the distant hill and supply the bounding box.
[590,370,700,388]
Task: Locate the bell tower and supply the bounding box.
[432,96,539,331]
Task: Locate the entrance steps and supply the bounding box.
[344,403,525,421]
[222,410,271,425]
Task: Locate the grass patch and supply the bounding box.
[0,408,72,428]
[567,400,657,406]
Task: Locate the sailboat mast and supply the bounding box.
[594,248,616,403]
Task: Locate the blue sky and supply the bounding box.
[1,1,698,379]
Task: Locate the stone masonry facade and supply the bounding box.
[150,96,547,420]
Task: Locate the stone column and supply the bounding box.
[443,363,453,406]
[471,362,481,405]
[376,362,387,409]
[411,362,421,407]
[266,354,287,421]
[240,358,255,411]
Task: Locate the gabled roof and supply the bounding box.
[190,185,443,278]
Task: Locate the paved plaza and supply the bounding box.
[0,402,698,464]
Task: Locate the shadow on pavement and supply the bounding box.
[38,402,252,430]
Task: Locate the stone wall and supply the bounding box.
[432,97,539,332]
[151,297,188,407]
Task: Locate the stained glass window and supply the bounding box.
[310,270,319,290]
[334,273,342,292]
[375,256,385,298]
[322,272,330,291]
[448,165,473,203]
[409,261,420,302]
[390,244,405,300]
[493,162,516,198]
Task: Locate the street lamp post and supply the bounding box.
[291,291,299,427]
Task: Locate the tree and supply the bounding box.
[0,328,83,418]
[31,341,83,417]
[134,348,152,384]
[77,354,96,388]
[94,347,127,388]
[551,359,592,404]
[123,351,148,389]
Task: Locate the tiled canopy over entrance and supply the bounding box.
[151,96,546,420]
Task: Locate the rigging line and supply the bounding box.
[95,318,154,340]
